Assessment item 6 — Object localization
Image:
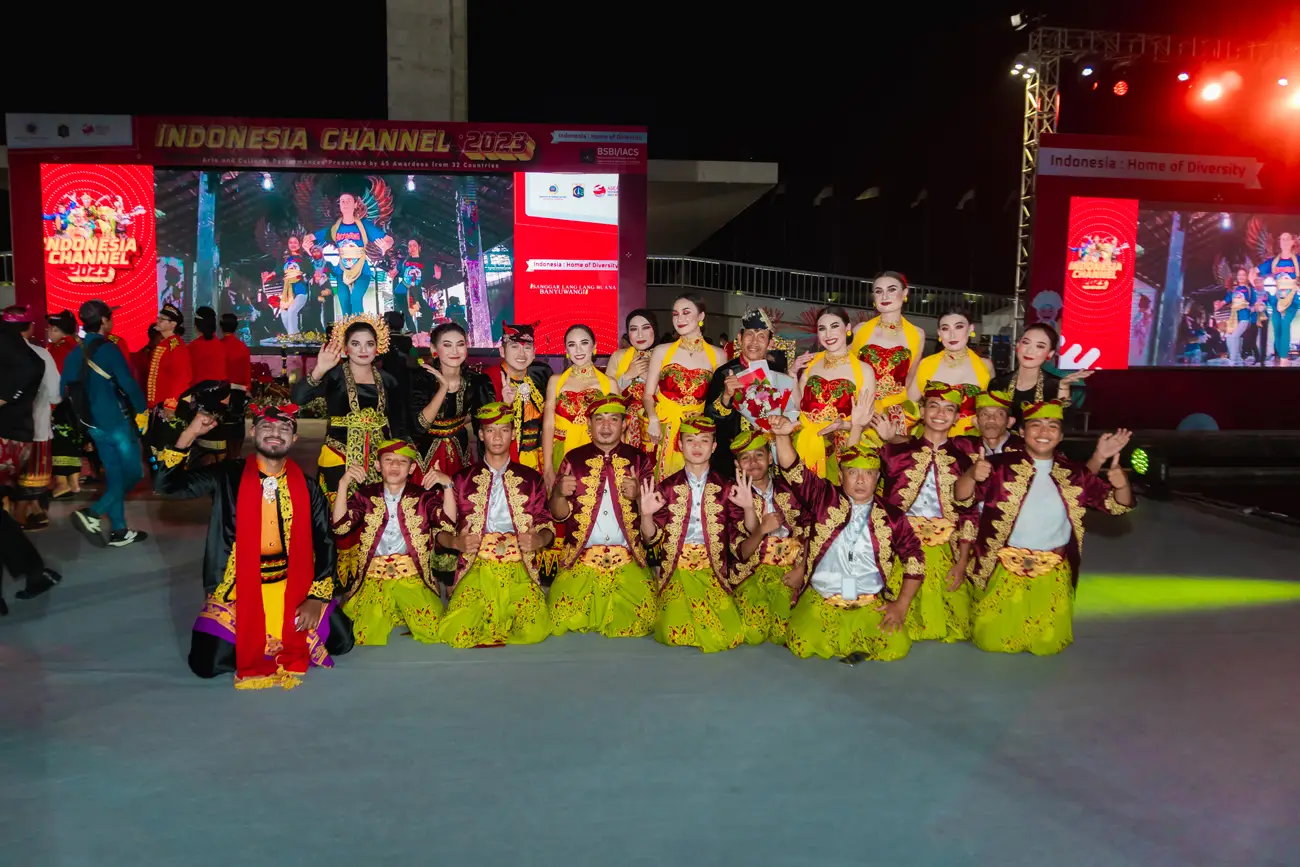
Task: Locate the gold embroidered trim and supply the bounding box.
[996,547,1063,578]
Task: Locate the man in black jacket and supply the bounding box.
[702,307,798,478]
[155,404,354,684]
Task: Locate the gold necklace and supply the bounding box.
[879,318,901,331]
[823,348,850,366]
[942,349,965,366]
[678,335,705,353]
[569,363,596,379]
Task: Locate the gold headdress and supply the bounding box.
[331,313,391,355]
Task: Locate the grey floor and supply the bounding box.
[3,425,1299,867]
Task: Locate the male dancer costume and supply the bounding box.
[156,404,352,687]
[436,402,556,647]
[547,395,658,637]
[954,400,1134,655]
[142,304,193,466]
[951,389,1025,457]
[770,417,925,664]
[640,415,746,652]
[331,439,451,645]
[878,382,974,642]
[220,313,252,459]
[486,323,552,471]
[729,429,807,645]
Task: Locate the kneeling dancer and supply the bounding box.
[729,429,807,645]
[331,439,453,645]
[878,382,975,642]
[547,394,658,637]
[954,400,1134,655]
[769,417,925,663]
[436,402,556,647]
[640,415,746,652]
[157,404,352,689]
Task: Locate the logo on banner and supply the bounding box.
[1067,234,1129,291]
[43,191,147,283]
[572,185,585,199]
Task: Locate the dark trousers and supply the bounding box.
[0,508,44,585]
[1244,320,1269,362]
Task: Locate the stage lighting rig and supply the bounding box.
[1076,53,1101,81]
[1011,52,1037,80]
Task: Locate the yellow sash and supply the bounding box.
[914,348,990,436]
[331,219,370,287]
[553,365,613,467]
[653,339,719,479]
[794,351,864,483]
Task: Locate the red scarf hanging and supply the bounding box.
[234,456,314,687]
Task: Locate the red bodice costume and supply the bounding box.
[657,363,712,405]
[858,343,911,422]
[188,337,229,385]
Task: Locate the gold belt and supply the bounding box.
[579,545,633,571]
[677,543,710,572]
[908,515,954,547]
[330,411,388,432]
[823,592,880,610]
[759,536,800,567]
[367,553,419,581]
[997,546,1064,578]
[479,532,522,563]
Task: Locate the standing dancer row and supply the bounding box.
[158,377,1134,688]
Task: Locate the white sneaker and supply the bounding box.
[108,529,149,548]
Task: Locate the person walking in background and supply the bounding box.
[61,301,150,548]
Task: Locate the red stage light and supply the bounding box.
[1290,90,1300,109]
[1201,82,1224,101]
[1113,80,1129,96]
[1177,72,1190,82]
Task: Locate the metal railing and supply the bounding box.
[646,256,1009,319]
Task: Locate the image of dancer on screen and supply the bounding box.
[387,239,436,334]
[1246,223,1299,365]
[301,183,394,318]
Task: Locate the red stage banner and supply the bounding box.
[134,117,648,174]
[39,163,156,351]
[1060,196,1139,370]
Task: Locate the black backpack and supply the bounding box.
[65,340,132,431]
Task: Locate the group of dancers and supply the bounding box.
[138,270,1136,690]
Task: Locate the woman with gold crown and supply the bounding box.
[848,270,926,425]
[643,294,722,480]
[907,304,992,436]
[790,307,875,483]
[604,308,659,454]
[292,314,406,502]
[543,323,615,490]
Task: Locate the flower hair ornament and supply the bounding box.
[330,313,391,355]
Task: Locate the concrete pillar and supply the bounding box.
[386,0,468,122]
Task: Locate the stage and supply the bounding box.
[2,424,1299,866]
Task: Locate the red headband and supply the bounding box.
[252,404,300,428]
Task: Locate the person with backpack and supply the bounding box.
[60,300,150,548]
[0,306,47,517]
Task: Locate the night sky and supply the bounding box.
[2,1,1295,295]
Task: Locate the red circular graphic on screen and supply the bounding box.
[40,163,157,352]
[1061,196,1139,370]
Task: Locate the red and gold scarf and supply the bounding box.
[234,456,314,689]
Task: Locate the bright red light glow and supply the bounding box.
[1177,72,1190,81]
[1290,90,1300,109]
[1113,80,1129,96]
[1201,82,1224,101]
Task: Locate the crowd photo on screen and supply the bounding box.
[1129,207,1299,368]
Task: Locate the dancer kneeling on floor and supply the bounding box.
[639,415,747,652]
[728,429,808,646]
[156,404,353,689]
[953,400,1135,656]
[331,439,454,646]
[766,415,925,664]
[547,394,659,638]
[876,382,976,643]
[435,402,556,648]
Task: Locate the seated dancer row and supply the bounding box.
[158,384,1135,689]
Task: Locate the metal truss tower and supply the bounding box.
[1012,27,1295,334]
